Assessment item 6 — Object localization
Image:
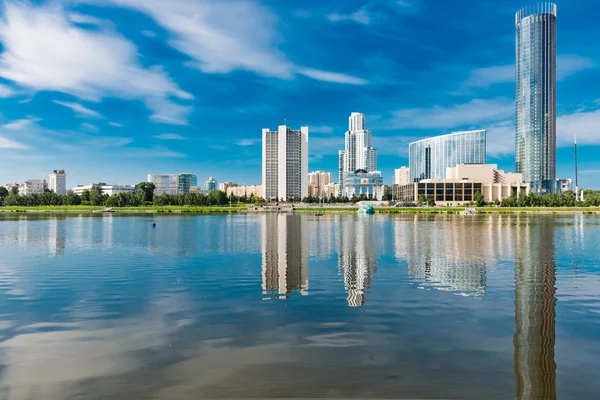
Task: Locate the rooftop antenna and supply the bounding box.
[284,117,287,126]
[574,133,578,197]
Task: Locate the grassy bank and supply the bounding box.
[0,205,245,213]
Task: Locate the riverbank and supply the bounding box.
[1,205,600,215]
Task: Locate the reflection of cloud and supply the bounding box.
[0,293,191,400]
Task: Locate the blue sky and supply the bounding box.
[1,0,600,188]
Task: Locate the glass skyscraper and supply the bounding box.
[409,130,486,183]
[515,2,557,186]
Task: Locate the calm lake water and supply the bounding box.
[0,213,599,399]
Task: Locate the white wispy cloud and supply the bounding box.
[328,9,371,25]
[235,139,260,146]
[460,55,595,91]
[0,135,27,149]
[557,108,600,146]
[0,1,193,125]
[92,0,367,85]
[141,30,156,38]
[2,117,40,130]
[53,100,103,119]
[80,122,100,132]
[154,133,186,140]
[86,137,133,147]
[382,98,514,130]
[67,12,103,26]
[0,83,15,97]
[108,122,123,128]
[328,0,415,25]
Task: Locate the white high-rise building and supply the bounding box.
[338,113,378,192]
[19,179,47,195]
[394,167,410,186]
[49,170,67,195]
[262,125,308,201]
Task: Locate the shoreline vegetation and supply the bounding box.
[1,205,599,215]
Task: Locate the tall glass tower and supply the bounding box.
[515,2,557,186]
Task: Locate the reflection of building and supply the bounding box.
[409,130,486,182]
[338,216,378,307]
[262,125,309,201]
[49,170,67,195]
[261,215,308,299]
[515,3,556,188]
[48,217,66,256]
[513,217,557,399]
[148,173,198,195]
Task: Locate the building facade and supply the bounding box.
[49,170,67,195]
[394,163,529,206]
[219,182,237,192]
[19,179,47,195]
[72,183,135,196]
[308,170,332,196]
[262,125,308,201]
[409,130,486,182]
[204,177,217,191]
[394,167,410,186]
[148,173,198,195]
[226,185,263,199]
[515,2,557,187]
[341,169,384,200]
[339,113,378,190]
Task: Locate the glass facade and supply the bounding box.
[342,170,384,199]
[515,2,557,184]
[408,130,486,183]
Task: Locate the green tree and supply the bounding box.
[418,194,426,205]
[474,191,485,207]
[0,187,8,198]
[9,186,19,195]
[427,197,436,207]
[89,186,104,206]
[136,182,155,204]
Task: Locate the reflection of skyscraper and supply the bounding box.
[513,217,557,399]
[48,217,66,256]
[338,216,377,307]
[261,215,308,299]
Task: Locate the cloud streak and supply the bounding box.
[0,1,193,125]
[154,133,186,140]
[53,100,103,119]
[0,135,27,149]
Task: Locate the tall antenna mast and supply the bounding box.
[574,134,578,196]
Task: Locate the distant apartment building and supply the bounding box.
[219,182,237,192]
[262,125,308,201]
[394,164,529,206]
[204,177,217,191]
[394,167,410,186]
[72,183,135,196]
[409,130,486,182]
[338,112,378,190]
[308,170,332,196]
[226,185,263,199]
[341,169,384,200]
[19,179,47,195]
[148,173,198,195]
[49,170,67,195]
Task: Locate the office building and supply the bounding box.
[19,179,47,195]
[72,183,135,196]
[341,169,384,200]
[308,170,332,196]
[409,130,486,182]
[515,3,557,190]
[394,167,410,186]
[204,177,217,191]
[338,113,378,189]
[219,182,237,192]
[48,170,67,195]
[262,125,308,201]
[226,185,263,199]
[394,163,529,206]
[148,173,198,195]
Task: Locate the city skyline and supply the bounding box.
[1,1,600,188]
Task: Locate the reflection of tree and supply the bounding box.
[261,215,308,299]
[338,216,377,307]
[513,217,557,400]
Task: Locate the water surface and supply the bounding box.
[0,213,599,399]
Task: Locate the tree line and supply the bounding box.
[0,182,265,207]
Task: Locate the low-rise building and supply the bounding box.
[393,164,529,206]
[148,173,198,195]
[72,183,136,196]
[394,167,410,186]
[19,179,47,195]
[341,169,384,200]
[226,185,263,199]
[219,182,237,192]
